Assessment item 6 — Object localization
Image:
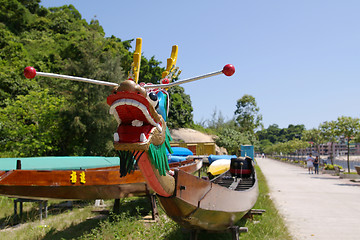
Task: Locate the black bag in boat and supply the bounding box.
[230,156,253,178]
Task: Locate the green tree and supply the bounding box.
[335,116,360,173]
[167,86,194,129]
[285,124,305,141]
[257,124,281,143]
[302,128,324,155]
[234,94,263,133]
[286,139,310,159]
[0,89,66,157]
[215,128,254,155]
[56,32,125,156]
[0,1,197,157]
[18,0,41,14]
[264,139,308,158]
[319,120,337,164]
[257,124,305,154]
[203,108,226,131]
[259,139,272,154]
[0,24,38,105]
[0,0,34,33]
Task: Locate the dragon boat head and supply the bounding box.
[107,79,169,151]
[106,77,173,178]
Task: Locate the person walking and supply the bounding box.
[306,153,314,174]
[313,156,319,174]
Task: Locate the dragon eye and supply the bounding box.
[149,92,158,101]
[148,92,159,108]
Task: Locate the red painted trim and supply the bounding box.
[230,169,252,175]
[138,153,171,197]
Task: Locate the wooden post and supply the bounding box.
[39,201,43,221]
[149,194,159,221]
[190,230,199,240]
[113,199,120,214]
[16,160,21,169]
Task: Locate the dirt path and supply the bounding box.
[257,157,360,240]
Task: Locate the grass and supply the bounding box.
[0,199,103,240]
[0,165,292,239]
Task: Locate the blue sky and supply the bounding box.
[41,0,360,130]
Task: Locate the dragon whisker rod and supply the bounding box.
[23,64,235,88]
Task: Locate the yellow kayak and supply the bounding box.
[208,159,231,176]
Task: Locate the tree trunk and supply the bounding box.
[316,144,320,157]
[330,142,334,165]
[347,141,350,173]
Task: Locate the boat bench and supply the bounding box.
[13,198,48,221]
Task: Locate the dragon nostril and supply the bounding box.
[149,92,158,101]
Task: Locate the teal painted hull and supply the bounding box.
[0,156,119,171]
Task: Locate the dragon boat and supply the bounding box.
[23,38,259,238]
[0,156,201,200]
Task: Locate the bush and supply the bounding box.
[324,164,334,170]
[324,164,343,170]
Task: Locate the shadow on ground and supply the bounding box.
[42,197,153,239]
[0,200,93,228]
[42,216,105,240]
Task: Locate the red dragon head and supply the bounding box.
[107,79,168,152]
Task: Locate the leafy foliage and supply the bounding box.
[197,108,258,154]
[0,89,66,157]
[263,139,309,156]
[234,94,263,133]
[334,116,360,172]
[257,124,305,144]
[302,128,324,156]
[215,127,255,155]
[319,120,337,164]
[256,124,305,153]
[0,1,194,157]
[262,116,360,163]
[167,86,194,129]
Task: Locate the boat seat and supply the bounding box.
[230,157,253,178]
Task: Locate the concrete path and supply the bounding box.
[256,157,360,240]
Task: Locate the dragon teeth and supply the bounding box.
[109,99,161,132]
[114,133,119,142]
[156,123,162,132]
[109,107,121,124]
[140,133,147,142]
[132,120,144,127]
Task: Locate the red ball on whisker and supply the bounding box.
[161,78,170,84]
[24,66,37,79]
[222,64,235,76]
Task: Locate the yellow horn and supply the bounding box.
[162,45,178,79]
[133,38,142,83]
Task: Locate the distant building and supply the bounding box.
[169,128,221,155]
[306,142,360,156]
[170,142,216,155]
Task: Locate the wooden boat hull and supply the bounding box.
[0,159,202,200]
[157,168,258,231]
[355,165,360,175]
